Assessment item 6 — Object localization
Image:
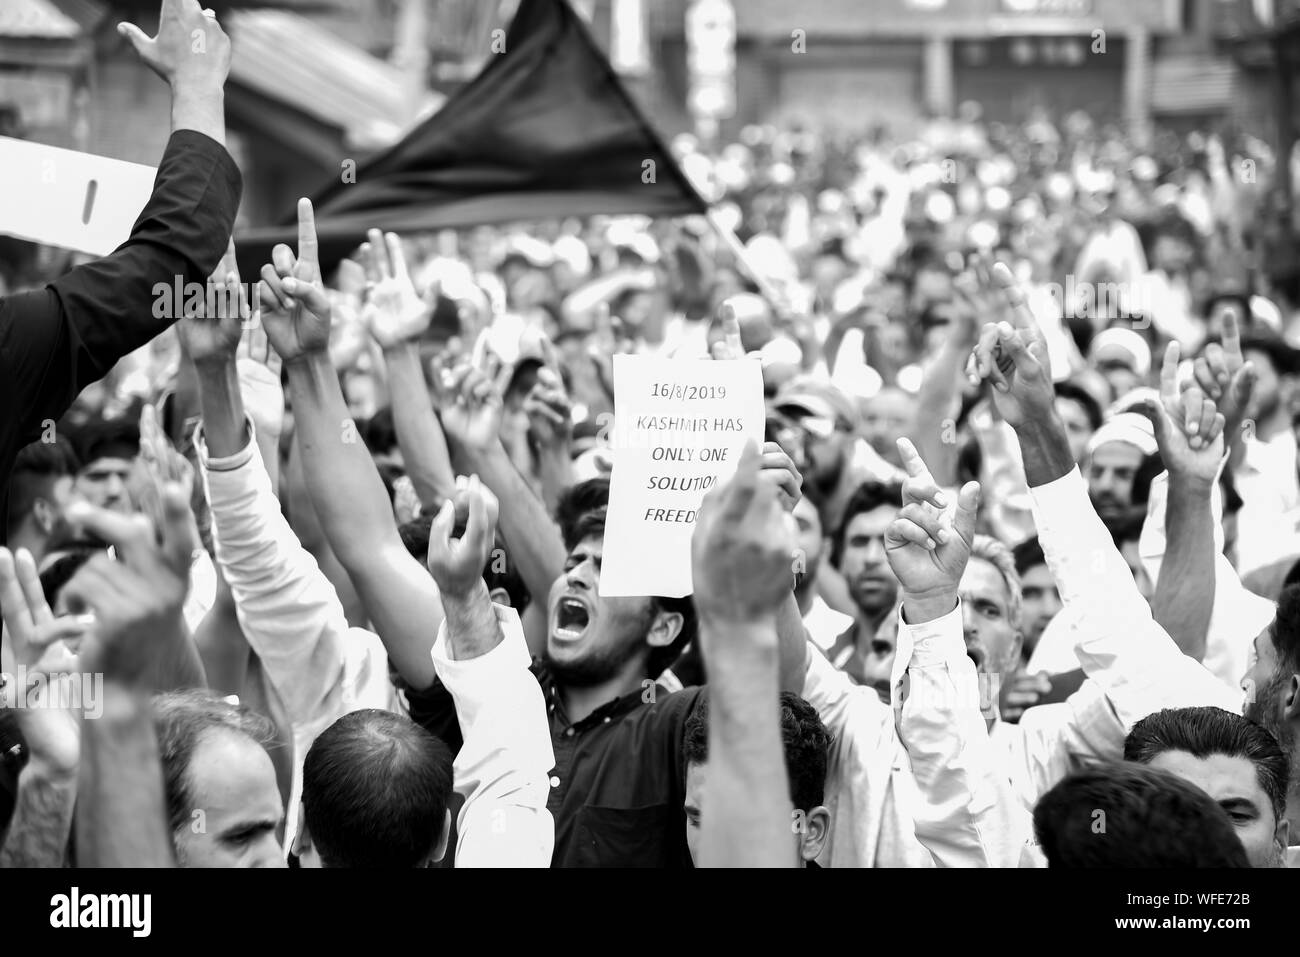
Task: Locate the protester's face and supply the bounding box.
[1243,627,1297,770]
[173,730,286,869]
[838,506,898,616]
[75,457,134,513]
[1097,363,1140,402]
[1152,234,1193,274]
[958,557,1021,676]
[792,496,825,588]
[860,389,914,467]
[1086,442,1142,521]
[1145,750,1287,868]
[1119,539,1153,601]
[546,535,663,685]
[1055,397,1094,465]
[1018,562,1060,654]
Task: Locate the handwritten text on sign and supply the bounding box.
[599,356,764,598]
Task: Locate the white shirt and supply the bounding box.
[1000,468,1242,820]
[803,594,854,652]
[802,602,1024,868]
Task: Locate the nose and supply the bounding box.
[961,603,980,643]
[864,536,887,565]
[566,559,594,591]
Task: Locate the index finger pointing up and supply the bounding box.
[1221,307,1243,366]
[297,197,319,272]
[1160,341,1181,405]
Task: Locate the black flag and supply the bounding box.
[236,0,707,275]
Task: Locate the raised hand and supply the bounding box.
[259,198,333,364]
[359,229,434,348]
[1146,342,1226,484]
[710,301,745,360]
[118,0,230,89]
[885,438,980,607]
[0,547,90,777]
[425,475,499,599]
[433,355,511,454]
[177,237,246,364]
[1190,308,1255,441]
[61,484,197,691]
[757,440,803,512]
[691,442,796,627]
[967,263,1055,428]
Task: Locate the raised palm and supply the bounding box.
[884,438,979,597]
[966,263,1055,428]
[359,228,432,348]
[177,238,245,363]
[259,198,332,363]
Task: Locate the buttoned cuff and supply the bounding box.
[431,603,531,696]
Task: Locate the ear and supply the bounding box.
[799,806,831,864]
[646,608,684,649]
[427,807,452,865]
[1274,815,1290,865]
[488,586,512,608]
[32,497,56,534]
[1283,673,1300,724]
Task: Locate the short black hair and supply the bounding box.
[555,477,610,551]
[38,546,102,608]
[302,709,454,868]
[832,481,902,567]
[361,407,399,457]
[1033,761,1250,867]
[566,506,697,679]
[398,513,530,612]
[9,437,78,529]
[1242,335,1300,378]
[683,691,831,813]
[64,415,139,469]
[1012,536,1047,577]
[1125,706,1290,825]
[152,691,277,836]
[1054,381,1103,432]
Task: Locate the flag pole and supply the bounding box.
[703,206,791,320]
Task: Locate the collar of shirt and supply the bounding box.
[533,659,659,733]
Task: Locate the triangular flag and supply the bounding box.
[236,0,706,276]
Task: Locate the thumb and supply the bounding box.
[280,276,331,317]
[1139,397,1172,449]
[427,500,455,563]
[117,22,154,57]
[1231,362,1257,410]
[952,480,981,543]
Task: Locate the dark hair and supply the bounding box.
[38,546,102,608]
[1242,335,1300,378]
[683,691,831,813]
[1268,584,1300,678]
[567,506,696,679]
[1054,381,1103,432]
[361,407,399,457]
[1125,706,1290,825]
[398,513,530,612]
[832,481,902,567]
[152,691,277,836]
[301,709,454,868]
[555,477,610,550]
[65,415,140,469]
[1012,536,1047,577]
[1033,761,1250,867]
[9,438,78,530]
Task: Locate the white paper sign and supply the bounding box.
[599,355,764,598]
[0,136,157,256]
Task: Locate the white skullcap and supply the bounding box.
[1088,412,1158,458]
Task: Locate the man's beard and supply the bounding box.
[545,607,656,689]
[1247,669,1297,758]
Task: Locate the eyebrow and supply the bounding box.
[219,817,281,840]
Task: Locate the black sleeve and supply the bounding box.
[0,130,242,444]
[403,678,466,755]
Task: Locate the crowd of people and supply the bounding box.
[2,0,1300,869]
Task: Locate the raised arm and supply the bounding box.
[258,201,446,690]
[63,484,205,867]
[971,265,1242,720]
[1,1,240,442]
[358,231,458,508]
[885,437,1027,867]
[424,476,554,866]
[692,442,796,868]
[1145,342,1225,661]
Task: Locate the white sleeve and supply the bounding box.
[431,605,555,868]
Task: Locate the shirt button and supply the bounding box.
[565,728,575,737]
[549,776,561,788]
[603,717,611,723]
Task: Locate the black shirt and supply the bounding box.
[0,129,242,834]
[407,659,705,868]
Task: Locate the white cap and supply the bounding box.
[1088,412,1158,458]
[1090,327,1152,377]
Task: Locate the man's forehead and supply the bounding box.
[1147,750,1267,807]
[1090,442,1142,467]
[959,557,1010,605]
[847,505,896,534]
[81,457,134,473]
[569,534,604,560]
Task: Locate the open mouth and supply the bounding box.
[965,645,985,670]
[553,596,591,641]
